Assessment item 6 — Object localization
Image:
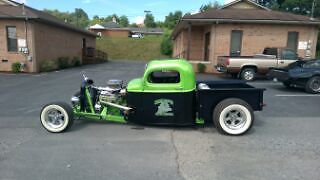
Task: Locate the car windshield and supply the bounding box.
[302,60,320,68]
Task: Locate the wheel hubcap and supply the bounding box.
[45,109,65,129]
[311,78,320,92]
[223,109,247,130]
[244,71,253,80]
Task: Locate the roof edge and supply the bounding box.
[181,18,320,25]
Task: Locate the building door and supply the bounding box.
[82,38,87,49]
[204,32,211,61]
[230,30,243,56]
[287,32,299,52]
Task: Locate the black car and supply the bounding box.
[268,60,320,93]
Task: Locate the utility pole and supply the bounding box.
[310,0,316,20]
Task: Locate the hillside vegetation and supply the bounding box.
[96,36,170,61]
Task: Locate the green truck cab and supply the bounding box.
[40,59,265,135]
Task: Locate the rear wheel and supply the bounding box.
[305,76,320,94]
[40,102,74,133]
[213,98,254,135]
[240,68,256,81]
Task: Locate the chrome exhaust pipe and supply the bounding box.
[100,101,133,111]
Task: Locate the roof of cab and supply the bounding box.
[146,59,193,72]
[144,59,196,92]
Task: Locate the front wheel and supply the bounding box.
[40,102,74,133]
[213,98,254,136]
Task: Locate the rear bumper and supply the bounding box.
[267,69,290,81]
[215,65,227,73]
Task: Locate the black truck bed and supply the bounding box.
[196,80,265,123]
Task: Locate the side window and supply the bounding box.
[148,71,180,84]
[6,26,17,52]
[282,49,297,60]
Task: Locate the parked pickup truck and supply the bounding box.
[40,59,265,136]
[216,47,299,81]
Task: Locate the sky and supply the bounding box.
[13,0,234,24]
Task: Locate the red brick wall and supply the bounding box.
[0,19,35,72]
[33,22,96,72]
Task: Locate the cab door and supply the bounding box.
[140,70,195,125]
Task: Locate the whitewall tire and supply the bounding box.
[40,102,74,133]
[213,98,254,135]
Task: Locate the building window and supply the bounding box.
[287,32,299,52]
[6,26,18,52]
[230,30,243,56]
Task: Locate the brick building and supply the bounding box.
[172,0,320,73]
[0,0,96,73]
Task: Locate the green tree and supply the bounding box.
[43,9,72,23]
[156,21,165,28]
[70,8,89,28]
[102,14,120,23]
[199,1,221,12]
[144,13,156,28]
[129,23,139,27]
[44,8,89,29]
[164,11,183,29]
[161,31,173,55]
[119,15,129,27]
[91,15,103,25]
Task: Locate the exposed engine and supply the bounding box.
[71,79,127,113]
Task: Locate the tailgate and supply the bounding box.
[216,56,230,72]
[217,56,229,67]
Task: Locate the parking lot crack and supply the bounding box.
[170,130,186,180]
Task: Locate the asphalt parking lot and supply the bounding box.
[0,60,320,180]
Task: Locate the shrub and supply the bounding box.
[160,34,173,56]
[40,60,56,72]
[72,57,81,66]
[11,62,21,73]
[197,63,206,73]
[57,57,70,69]
[316,51,320,59]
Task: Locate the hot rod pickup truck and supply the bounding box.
[40,59,265,136]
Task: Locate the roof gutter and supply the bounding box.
[182,18,320,25]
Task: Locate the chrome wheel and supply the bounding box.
[241,68,255,81]
[40,102,73,133]
[215,100,253,135]
[223,108,247,130]
[243,71,254,81]
[45,109,65,129]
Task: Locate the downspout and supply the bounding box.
[22,3,30,70]
[187,22,191,60]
